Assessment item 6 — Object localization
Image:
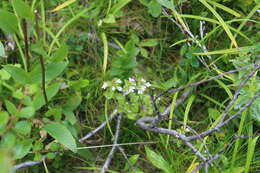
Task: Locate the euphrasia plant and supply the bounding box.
[102,77,153,120]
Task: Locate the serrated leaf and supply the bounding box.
[0,10,19,34]
[13,0,34,20]
[4,100,18,115]
[3,65,29,84]
[42,123,77,152]
[145,147,173,173]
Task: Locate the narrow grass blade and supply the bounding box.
[183,95,195,129]
[245,136,259,173]
[199,0,238,48]
[166,92,178,147]
[101,32,108,74]
[206,0,240,17]
[52,0,76,12]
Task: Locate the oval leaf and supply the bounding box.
[42,123,77,152]
[145,147,173,173]
[13,0,34,20]
[0,10,19,34]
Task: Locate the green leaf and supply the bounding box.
[103,14,116,23]
[145,147,173,173]
[156,0,175,11]
[110,0,132,15]
[0,41,6,58]
[3,65,29,84]
[42,123,77,152]
[13,0,34,20]
[18,106,35,118]
[13,139,32,159]
[139,39,158,47]
[63,95,82,111]
[33,83,60,110]
[123,154,140,171]
[148,0,162,17]
[45,107,62,121]
[5,100,18,115]
[51,44,69,62]
[69,79,89,90]
[0,10,19,34]
[0,111,9,126]
[13,120,31,135]
[30,62,68,84]
[63,110,77,125]
[140,48,148,58]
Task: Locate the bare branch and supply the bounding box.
[79,109,118,142]
[100,114,122,173]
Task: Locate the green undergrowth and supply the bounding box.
[0,0,259,173]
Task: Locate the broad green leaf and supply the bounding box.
[45,107,62,121]
[63,95,82,111]
[51,44,69,62]
[0,111,9,126]
[69,79,89,90]
[13,120,31,135]
[0,10,18,34]
[0,41,6,58]
[140,48,148,58]
[18,106,35,118]
[103,14,116,23]
[139,39,158,47]
[156,0,175,11]
[3,65,29,84]
[4,100,18,115]
[148,0,162,17]
[42,123,77,152]
[30,62,68,84]
[33,83,60,110]
[0,149,13,173]
[13,0,34,20]
[63,110,77,125]
[145,147,173,173]
[13,139,32,159]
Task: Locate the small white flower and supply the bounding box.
[117,86,123,91]
[145,82,151,87]
[127,110,132,113]
[129,77,135,82]
[102,82,109,89]
[141,78,146,82]
[115,79,122,84]
[112,86,116,91]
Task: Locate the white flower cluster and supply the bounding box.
[102,77,151,95]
